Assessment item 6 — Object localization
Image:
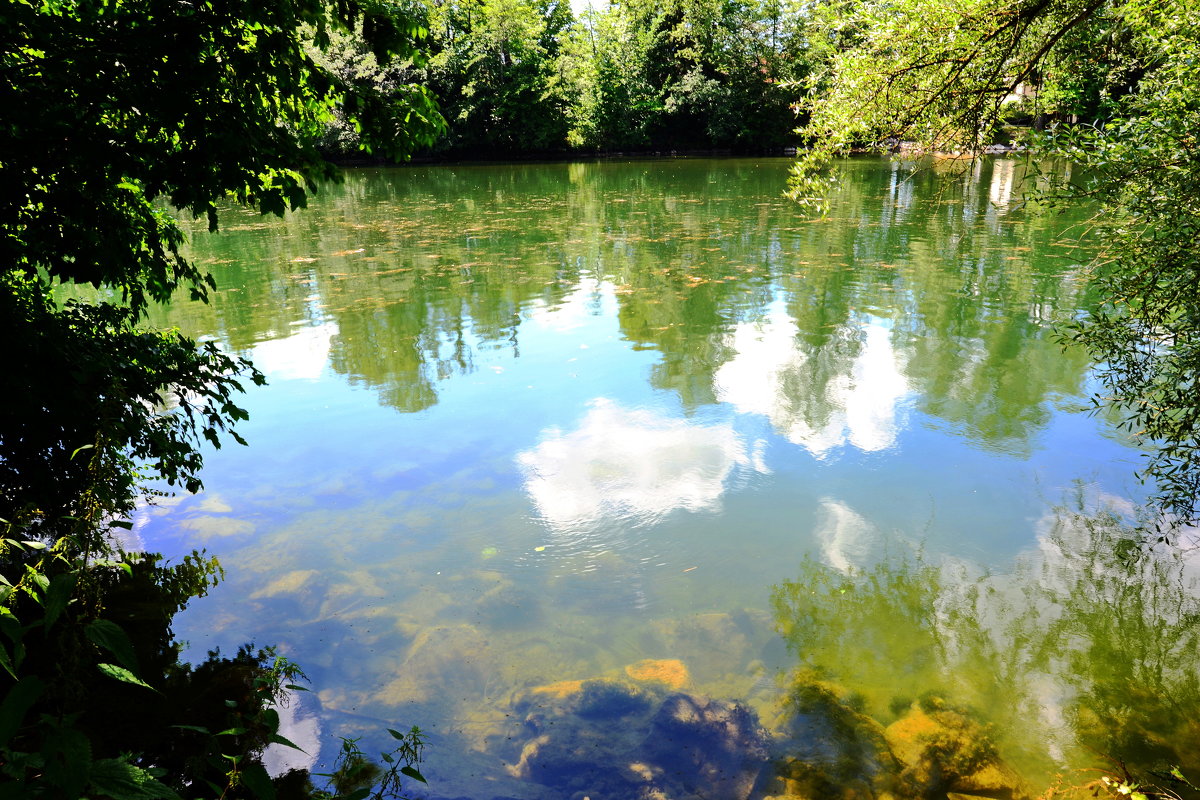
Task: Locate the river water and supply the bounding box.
[138,157,1200,798]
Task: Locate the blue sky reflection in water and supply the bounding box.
[132,157,1199,797]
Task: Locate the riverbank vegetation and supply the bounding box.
[1,0,436,794]
[312,0,805,157]
[314,0,1136,159]
[788,0,1200,532]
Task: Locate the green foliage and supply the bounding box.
[1,0,441,795]
[568,6,665,149]
[2,0,442,313]
[565,0,805,151]
[314,0,811,154]
[0,529,429,798]
[431,0,573,152]
[1051,1,1200,527]
[1030,10,1145,123]
[787,0,1200,525]
[786,0,1126,206]
[772,498,1200,793]
[0,272,264,538]
[305,23,448,160]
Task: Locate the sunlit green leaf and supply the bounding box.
[96,663,155,691]
[90,757,182,800]
[269,733,305,752]
[43,573,77,631]
[400,765,427,784]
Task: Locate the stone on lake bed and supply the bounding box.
[376,624,491,705]
[646,610,773,681]
[505,678,770,800]
[528,679,587,700]
[884,698,1030,800]
[250,569,320,599]
[413,665,1036,800]
[768,672,897,798]
[625,658,691,689]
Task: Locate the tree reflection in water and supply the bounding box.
[770,502,1200,797]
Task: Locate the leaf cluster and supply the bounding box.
[318,0,812,155]
[1,0,442,796]
[1052,0,1200,527]
[2,0,442,313]
[788,0,1200,527]
[786,0,1138,207]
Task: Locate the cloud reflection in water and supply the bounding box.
[517,398,764,530]
[715,311,910,459]
[814,498,877,574]
[250,322,336,381]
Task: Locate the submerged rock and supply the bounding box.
[644,693,771,800]
[626,658,692,690]
[474,581,544,630]
[765,672,898,799]
[376,624,491,705]
[506,678,770,800]
[884,698,1029,800]
[576,678,657,720]
[759,677,1030,800]
[474,665,1036,800]
[647,611,772,681]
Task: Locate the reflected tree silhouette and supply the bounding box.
[159,158,1101,461]
[770,503,1200,794]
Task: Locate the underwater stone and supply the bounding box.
[504,678,770,800]
[885,699,1029,800]
[647,611,767,680]
[625,658,692,690]
[642,693,771,800]
[474,582,543,630]
[576,679,655,719]
[376,624,491,705]
[767,672,897,798]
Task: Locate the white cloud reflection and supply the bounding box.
[250,322,336,381]
[517,398,761,530]
[715,312,910,459]
[815,498,876,574]
[262,690,320,777]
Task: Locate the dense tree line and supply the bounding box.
[316,0,811,156]
[313,0,1144,159]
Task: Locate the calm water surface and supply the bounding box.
[139,157,1200,798]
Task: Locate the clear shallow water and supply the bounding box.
[136,157,1199,798]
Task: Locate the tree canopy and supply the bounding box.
[788,0,1200,528]
[312,0,810,156]
[0,0,440,795]
[2,0,443,529]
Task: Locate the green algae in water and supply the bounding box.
[772,503,1200,793]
